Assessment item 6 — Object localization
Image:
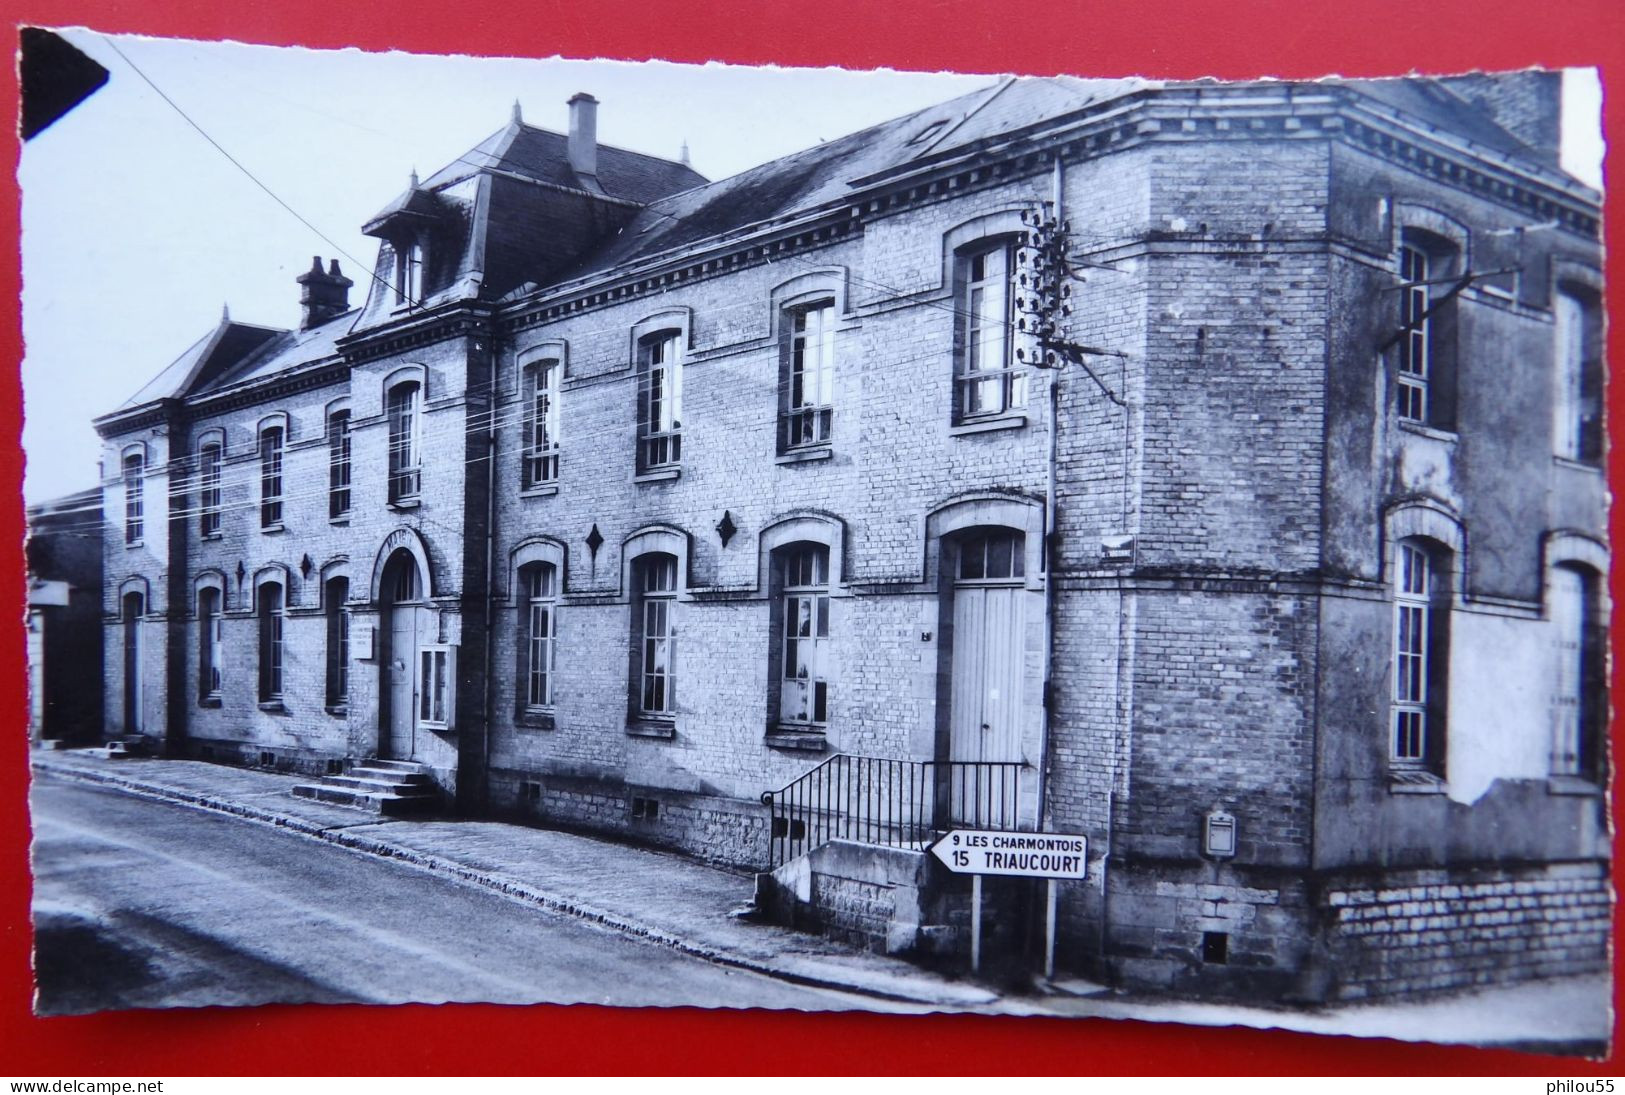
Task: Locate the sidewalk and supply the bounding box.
[28,748,1613,1051]
[29,748,1000,1010]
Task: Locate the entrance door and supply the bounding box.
[381,553,424,760]
[122,592,144,734]
[947,530,1025,825]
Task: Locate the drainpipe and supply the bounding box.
[481,332,499,811]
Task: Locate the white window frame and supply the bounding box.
[258,581,285,704]
[418,644,456,729]
[395,239,424,306]
[122,450,145,546]
[777,544,831,728]
[523,359,562,488]
[328,410,352,520]
[198,441,222,538]
[387,382,423,503]
[523,563,558,711]
[782,301,836,451]
[1391,541,1435,767]
[325,576,350,712]
[259,426,285,529]
[956,240,1027,421]
[199,585,223,702]
[637,334,683,472]
[633,554,678,718]
[1397,243,1431,424]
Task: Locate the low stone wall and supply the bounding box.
[489,768,770,870]
[1323,861,1611,999]
[757,840,932,954]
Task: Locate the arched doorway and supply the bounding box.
[379,548,429,760]
[121,590,144,734]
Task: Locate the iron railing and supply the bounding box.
[760,754,1024,868]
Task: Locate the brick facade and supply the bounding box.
[93,76,1607,1001]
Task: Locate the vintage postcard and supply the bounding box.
[19,29,1610,1053]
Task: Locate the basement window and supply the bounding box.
[521,780,543,805]
[1202,931,1229,965]
[630,795,660,821]
[771,817,807,841]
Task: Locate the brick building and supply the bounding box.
[26,487,104,745]
[92,74,1608,1000]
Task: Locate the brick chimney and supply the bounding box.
[568,92,599,181]
[1439,72,1562,165]
[296,256,353,330]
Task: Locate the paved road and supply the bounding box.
[29,775,884,1015]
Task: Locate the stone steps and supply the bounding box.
[291,760,440,817]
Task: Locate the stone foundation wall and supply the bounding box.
[1323,862,1611,999]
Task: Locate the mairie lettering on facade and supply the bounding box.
[89,74,1608,1002]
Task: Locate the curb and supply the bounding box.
[31,759,987,1009]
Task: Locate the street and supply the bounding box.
[29,774,885,1015]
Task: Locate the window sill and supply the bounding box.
[520,484,560,499]
[950,412,1027,437]
[258,700,288,715]
[1387,769,1446,795]
[325,705,348,718]
[765,728,829,753]
[518,710,556,730]
[124,541,144,550]
[626,719,676,740]
[776,446,833,466]
[198,696,222,709]
[260,523,286,535]
[1396,420,1458,444]
[1547,775,1603,796]
[200,532,223,543]
[421,721,453,734]
[330,515,351,527]
[1553,455,1604,475]
[387,498,421,511]
[633,468,681,484]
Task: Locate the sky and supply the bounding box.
[16,32,1606,503]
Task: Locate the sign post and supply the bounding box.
[928,829,1088,980]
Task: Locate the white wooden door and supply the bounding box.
[949,583,1024,823]
[386,604,419,759]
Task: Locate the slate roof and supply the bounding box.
[417,118,708,205]
[115,319,285,409]
[533,77,1149,291]
[190,310,356,396]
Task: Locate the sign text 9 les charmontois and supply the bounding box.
[928,830,1088,879]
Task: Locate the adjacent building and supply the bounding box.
[26,487,104,744]
[92,73,1608,1000]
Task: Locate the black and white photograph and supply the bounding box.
[19,28,1611,1054]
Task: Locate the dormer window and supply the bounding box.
[395,239,424,307]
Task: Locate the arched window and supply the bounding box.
[781,301,836,451]
[637,333,683,473]
[258,580,285,705]
[1395,230,1461,430]
[522,359,561,488]
[198,586,223,703]
[324,576,349,712]
[1553,285,1603,464]
[1391,539,1450,772]
[520,562,558,711]
[954,239,1026,421]
[328,410,352,520]
[387,381,423,503]
[631,553,678,719]
[197,440,222,538]
[122,450,144,546]
[1550,564,1605,781]
[259,424,285,529]
[772,543,832,729]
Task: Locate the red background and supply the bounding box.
[1,0,1620,1075]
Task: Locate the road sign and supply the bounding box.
[928,829,1088,879]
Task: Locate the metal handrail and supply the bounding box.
[760,753,1024,868]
